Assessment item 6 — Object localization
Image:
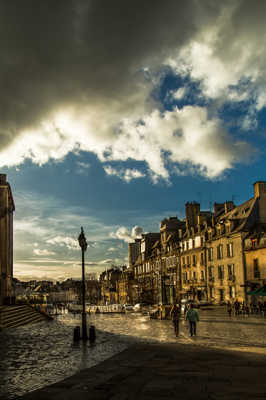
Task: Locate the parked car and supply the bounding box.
[123,304,134,312]
[133,303,149,312]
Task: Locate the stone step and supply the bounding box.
[4,314,46,329]
[1,309,45,324]
[1,306,40,321]
[0,305,51,330]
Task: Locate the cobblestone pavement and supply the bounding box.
[16,342,266,400]
[0,307,265,399]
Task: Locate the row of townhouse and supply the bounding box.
[129,181,266,305]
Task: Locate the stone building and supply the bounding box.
[0,174,15,305]
[126,181,266,307]
[99,267,121,304]
[133,233,160,304]
[128,239,141,269]
[244,230,266,294]
[179,203,211,303]
[116,267,135,305]
[160,217,184,304]
[179,182,266,304]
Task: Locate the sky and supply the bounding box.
[1,1,266,281]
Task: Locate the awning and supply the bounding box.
[247,285,266,296]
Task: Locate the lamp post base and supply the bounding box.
[82,311,88,340]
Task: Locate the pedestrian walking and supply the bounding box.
[159,304,163,320]
[170,304,181,336]
[185,304,199,337]
[234,299,240,316]
[227,301,232,317]
[245,303,250,317]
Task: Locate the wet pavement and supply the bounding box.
[0,307,266,399]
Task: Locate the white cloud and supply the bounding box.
[172,87,187,100]
[46,236,80,250]
[111,225,144,243]
[0,1,262,181]
[111,107,253,179]
[107,247,117,252]
[99,259,114,265]
[33,249,56,256]
[104,166,146,182]
[76,161,90,175]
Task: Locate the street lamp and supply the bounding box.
[78,226,88,340]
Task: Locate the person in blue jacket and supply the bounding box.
[185,303,199,336]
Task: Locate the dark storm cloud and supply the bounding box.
[0,0,224,149]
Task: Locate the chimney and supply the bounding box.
[253,181,266,198]
[213,202,224,214]
[0,174,7,184]
[185,202,200,229]
[224,201,235,214]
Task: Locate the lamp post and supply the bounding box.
[78,227,88,340]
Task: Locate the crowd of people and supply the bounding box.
[169,298,266,338]
[226,300,266,317]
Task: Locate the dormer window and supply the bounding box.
[252,239,258,249]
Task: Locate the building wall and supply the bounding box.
[206,233,245,303]
[244,246,266,283]
[0,174,15,305]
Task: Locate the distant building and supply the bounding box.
[128,239,141,269]
[0,174,15,305]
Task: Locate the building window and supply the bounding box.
[253,259,260,278]
[193,271,197,280]
[201,270,204,280]
[209,287,214,298]
[219,289,224,302]
[229,286,235,298]
[187,255,191,266]
[208,266,214,279]
[227,243,233,257]
[200,236,204,247]
[227,264,234,280]
[200,252,204,265]
[217,244,223,259]
[218,265,224,279]
[208,247,213,261]
[192,254,197,266]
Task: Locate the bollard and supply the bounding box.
[89,325,96,342]
[73,326,81,342]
